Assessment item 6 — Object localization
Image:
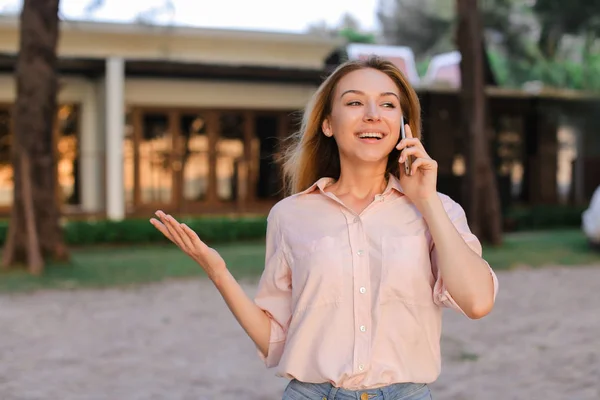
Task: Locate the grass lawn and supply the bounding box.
[0,241,267,294]
[482,229,600,269]
[0,229,598,294]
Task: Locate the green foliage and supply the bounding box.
[0,205,585,248]
[0,216,268,247]
[504,205,587,231]
[533,0,600,36]
[487,48,600,91]
[416,58,431,77]
[377,0,455,58]
[338,28,376,44]
[2,229,598,293]
[378,0,600,91]
[306,12,374,44]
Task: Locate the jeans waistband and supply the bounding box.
[284,379,430,400]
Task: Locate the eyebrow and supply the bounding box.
[340,89,400,101]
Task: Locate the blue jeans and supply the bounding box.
[282,379,432,400]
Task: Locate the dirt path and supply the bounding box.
[1,265,598,400]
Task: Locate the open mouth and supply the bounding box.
[357,132,385,141]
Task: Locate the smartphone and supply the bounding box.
[400,116,412,176]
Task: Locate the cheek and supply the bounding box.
[330,113,359,142]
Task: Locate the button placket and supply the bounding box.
[348,213,371,377]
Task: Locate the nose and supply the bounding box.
[363,101,380,122]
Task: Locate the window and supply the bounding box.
[180,113,209,202]
[216,113,245,201]
[139,112,173,204]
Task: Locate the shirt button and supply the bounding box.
[358,364,364,371]
[359,287,366,294]
[360,325,366,332]
[357,250,364,256]
[354,217,360,223]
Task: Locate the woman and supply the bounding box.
[150,56,498,400]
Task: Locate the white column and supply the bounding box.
[105,57,125,220]
[79,81,102,213]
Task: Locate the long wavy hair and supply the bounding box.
[280,55,422,195]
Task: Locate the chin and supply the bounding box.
[351,152,390,166]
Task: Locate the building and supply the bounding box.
[0,17,598,221]
[0,16,342,219]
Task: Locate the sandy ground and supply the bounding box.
[1,265,599,400]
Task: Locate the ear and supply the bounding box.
[322,119,332,137]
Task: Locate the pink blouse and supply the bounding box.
[253,174,498,390]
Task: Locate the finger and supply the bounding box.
[163,214,194,251]
[396,137,421,150]
[150,218,175,242]
[181,224,210,255]
[405,123,413,139]
[181,223,205,247]
[399,146,429,163]
[410,157,438,175]
[171,221,195,251]
[156,211,179,242]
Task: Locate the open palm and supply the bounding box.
[150,211,227,281]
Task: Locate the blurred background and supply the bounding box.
[0,1,598,399]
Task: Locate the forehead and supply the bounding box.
[335,68,400,96]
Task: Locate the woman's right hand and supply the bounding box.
[150,210,228,282]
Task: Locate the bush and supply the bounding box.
[504,205,586,231]
[0,205,585,246]
[0,216,268,246]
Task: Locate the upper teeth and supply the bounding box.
[359,132,383,139]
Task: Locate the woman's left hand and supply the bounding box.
[396,124,438,204]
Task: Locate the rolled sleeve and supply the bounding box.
[253,208,292,368]
[431,196,499,314]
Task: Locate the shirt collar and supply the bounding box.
[297,173,405,196]
[297,177,336,195]
[385,173,405,195]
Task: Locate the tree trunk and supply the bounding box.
[2,0,68,274]
[456,0,503,245]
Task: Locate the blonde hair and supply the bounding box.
[281,56,422,195]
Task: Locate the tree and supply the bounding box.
[533,0,600,60]
[376,0,455,59]
[456,0,503,245]
[306,13,376,44]
[2,0,67,274]
[0,0,181,274]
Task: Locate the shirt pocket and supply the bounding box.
[381,235,434,306]
[289,235,345,312]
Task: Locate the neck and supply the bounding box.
[330,161,388,200]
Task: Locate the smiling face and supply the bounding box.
[322,67,403,170]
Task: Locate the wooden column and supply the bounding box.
[52,107,61,211]
[168,110,182,212]
[243,111,256,206]
[206,111,219,206]
[132,108,142,209]
[537,107,559,204]
[524,104,559,205]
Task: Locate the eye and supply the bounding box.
[382,102,396,108]
[346,100,362,106]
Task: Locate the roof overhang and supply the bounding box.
[0,15,343,73]
[0,53,328,84]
